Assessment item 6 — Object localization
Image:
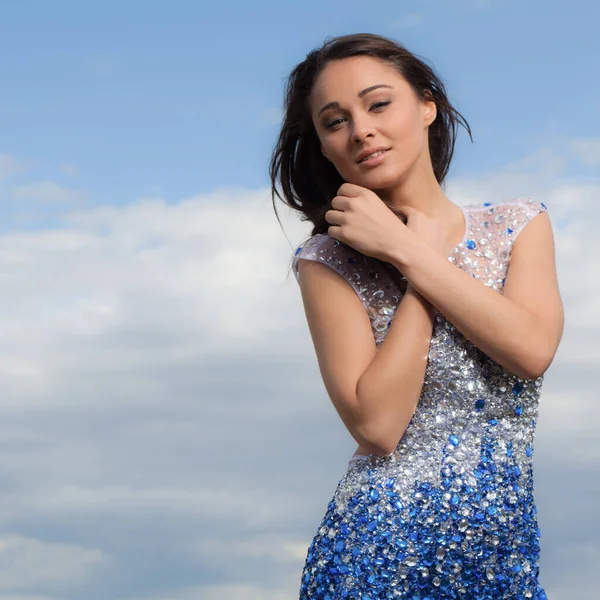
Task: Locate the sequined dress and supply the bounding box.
[291,198,549,600]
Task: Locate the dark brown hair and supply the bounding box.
[269,32,473,240]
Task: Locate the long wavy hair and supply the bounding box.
[269,32,473,247]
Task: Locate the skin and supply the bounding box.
[309,54,467,251]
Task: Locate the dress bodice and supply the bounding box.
[292,197,548,487]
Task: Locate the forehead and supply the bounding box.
[310,56,406,105]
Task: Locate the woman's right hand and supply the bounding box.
[396,205,455,258]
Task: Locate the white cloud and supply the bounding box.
[130,582,298,600]
[570,138,600,166]
[195,534,308,564]
[0,534,104,589]
[0,189,308,410]
[0,154,26,182]
[12,181,86,204]
[0,146,596,599]
[0,596,54,600]
[14,484,305,528]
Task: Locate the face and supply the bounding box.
[309,55,437,191]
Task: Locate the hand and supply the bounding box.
[394,205,455,259]
[324,183,409,262]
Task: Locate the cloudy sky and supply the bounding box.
[0,1,598,598]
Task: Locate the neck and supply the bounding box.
[376,175,456,221]
[374,170,466,247]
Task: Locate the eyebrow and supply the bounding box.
[317,84,393,117]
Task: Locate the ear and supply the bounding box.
[422,90,437,127]
[427,105,437,126]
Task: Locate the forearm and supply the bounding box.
[392,244,548,379]
[355,284,437,455]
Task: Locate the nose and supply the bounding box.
[351,127,375,145]
[351,114,375,144]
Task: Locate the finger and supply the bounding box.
[337,182,365,196]
[327,224,343,242]
[325,209,346,225]
[331,195,353,211]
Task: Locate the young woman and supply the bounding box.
[269,33,563,599]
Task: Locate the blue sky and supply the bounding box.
[0,1,598,599]
[1,0,599,208]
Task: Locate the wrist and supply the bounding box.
[387,233,424,272]
[404,282,438,320]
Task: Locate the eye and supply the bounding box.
[324,100,391,129]
[371,100,391,110]
[325,116,345,129]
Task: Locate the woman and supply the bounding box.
[269,33,563,599]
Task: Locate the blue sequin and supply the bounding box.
[465,239,477,249]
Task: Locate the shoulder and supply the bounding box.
[292,233,365,283]
[500,197,549,243]
[464,197,547,217]
[465,197,549,243]
[293,233,332,260]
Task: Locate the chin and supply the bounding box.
[356,170,405,191]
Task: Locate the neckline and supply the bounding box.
[452,205,470,253]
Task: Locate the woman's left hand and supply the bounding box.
[325,182,411,262]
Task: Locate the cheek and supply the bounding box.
[389,109,421,141]
[319,136,344,163]
[390,115,428,164]
[323,142,353,172]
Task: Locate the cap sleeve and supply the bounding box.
[292,234,367,303]
[508,198,548,246]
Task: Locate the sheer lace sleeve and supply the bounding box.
[292,234,368,304]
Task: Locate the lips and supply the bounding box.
[356,147,391,163]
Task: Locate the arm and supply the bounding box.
[297,258,437,456]
[392,211,564,379]
[355,284,437,454]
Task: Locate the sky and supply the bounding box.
[0,0,598,598]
